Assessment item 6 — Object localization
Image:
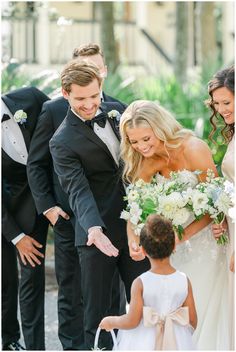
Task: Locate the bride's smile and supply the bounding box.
[126,126,166,157]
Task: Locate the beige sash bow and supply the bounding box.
[143,306,190,350]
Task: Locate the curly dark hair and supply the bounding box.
[206,65,234,144]
[140,214,175,259]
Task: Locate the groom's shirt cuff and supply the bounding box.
[43,206,56,215]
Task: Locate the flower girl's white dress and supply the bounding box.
[170,171,230,350]
[116,270,195,350]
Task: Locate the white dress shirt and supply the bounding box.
[1,99,27,244]
[1,100,28,165]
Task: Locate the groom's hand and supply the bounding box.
[87,228,119,257]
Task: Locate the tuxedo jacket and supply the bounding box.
[49,102,127,247]
[2,87,49,241]
[27,93,127,217]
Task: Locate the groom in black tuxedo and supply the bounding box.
[1,87,49,350]
[27,43,126,350]
[49,61,149,350]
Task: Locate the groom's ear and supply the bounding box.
[62,88,69,100]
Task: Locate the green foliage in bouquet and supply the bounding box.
[140,198,157,223]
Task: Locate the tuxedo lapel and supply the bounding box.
[67,110,116,162]
[19,124,31,151]
[108,118,120,141]
[100,102,121,140]
[2,148,11,162]
[2,95,20,115]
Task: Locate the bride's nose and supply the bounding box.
[137,141,147,150]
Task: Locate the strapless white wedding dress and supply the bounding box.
[169,171,230,350]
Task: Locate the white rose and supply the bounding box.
[172,208,191,226]
[191,189,209,214]
[13,109,27,123]
[158,193,180,219]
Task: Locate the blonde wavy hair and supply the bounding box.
[120,100,194,183]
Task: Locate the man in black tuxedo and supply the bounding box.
[1,87,49,350]
[49,61,149,350]
[27,44,126,350]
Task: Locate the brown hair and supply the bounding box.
[140,214,175,259]
[206,65,234,144]
[61,60,102,93]
[72,43,105,62]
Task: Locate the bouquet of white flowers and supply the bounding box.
[121,170,200,240]
[121,169,235,244]
[190,169,235,245]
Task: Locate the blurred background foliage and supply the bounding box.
[2,1,233,173]
[1,58,227,170]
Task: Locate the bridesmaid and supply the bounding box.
[207,65,235,350]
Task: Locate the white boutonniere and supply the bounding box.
[13,110,27,125]
[107,110,121,123]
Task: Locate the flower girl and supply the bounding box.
[99,215,197,350]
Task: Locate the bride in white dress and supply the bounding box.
[207,65,235,350]
[119,100,230,350]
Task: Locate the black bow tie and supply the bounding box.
[85,112,108,129]
[2,113,11,122]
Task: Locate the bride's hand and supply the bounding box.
[211,220,228,239]
[128,241,145,261]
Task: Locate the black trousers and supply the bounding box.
[53,216,85,350]
[19,216,48,350]
[53,216,126,350]
[1,238,20,347]
[77,243,150,350]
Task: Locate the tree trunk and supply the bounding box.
[98,2,119,73]
[198,2,217,65]
[174,2,188,85]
